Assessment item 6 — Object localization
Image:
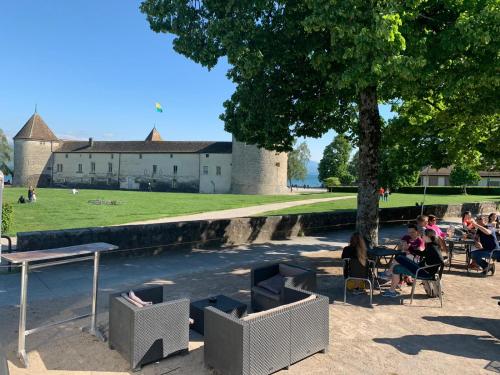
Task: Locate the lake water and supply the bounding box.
[290,174,321,187]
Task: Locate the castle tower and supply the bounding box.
[145,127,163,141]
[13,113,59,187]
[231,136,288,194]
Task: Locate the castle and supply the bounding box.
[13,113,288,194]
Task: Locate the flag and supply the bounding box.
[155,102,163,113]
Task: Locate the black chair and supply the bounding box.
[343,258,377,305]
[251,263,316,311]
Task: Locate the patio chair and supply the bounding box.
[343,258,377,306]
[251,263,316,311]
[108,285,190,371]
[483,248,500,276]
[394,262,445,307]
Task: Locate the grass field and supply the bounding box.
[3,188,349,235]
[261,193,500,216]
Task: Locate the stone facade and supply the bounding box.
[12,139,59,187]
[231,137,288,194]
[13,113,286,194]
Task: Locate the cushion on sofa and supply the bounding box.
[279,264,307,277]
[242,294,316,321]
[257,274,285,294]
[251,286,281,301]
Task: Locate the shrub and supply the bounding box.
[2,202,13,233]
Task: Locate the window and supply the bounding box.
[153,165,157,174]
[90,177,95,184]
[108,162,113,173]
[90,162,96,173]
[40,141,45,145]
[77,164,83,173]
[172,179,177,189]
[111,154,114,159]
[203,166,209,175]
[65,154,68,158]
[170,154,173,158]
[206,154,209,158]
[275,162,280,167]
[89,154,92,159]
[57,164,63,172]
[139,154,143,159]
[216,166,222,176]
[173,165,178,175]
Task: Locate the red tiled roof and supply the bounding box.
[13,113,58,141]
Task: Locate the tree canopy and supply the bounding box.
[141,0,498,243]
[318,134,352,183]
[0,129,12,176]
[449,164,482,194]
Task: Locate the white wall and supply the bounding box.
[198,153,232,193]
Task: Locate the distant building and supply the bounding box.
[420,167,500,187]
[13,112,288,194]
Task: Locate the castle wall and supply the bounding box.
[13,140,58,187]
[199,153,232,193]
[231,138,288,195]
[51,151,232,193]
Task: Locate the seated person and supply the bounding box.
[400,223,425,258]
[426,214,448,255]
[18,195,26,204]
[462,211,475,231]
[487,213,499,246]
[470,216,500,274]
[382,229,444,298]
[342,232,368,293]
[416,215,428,237]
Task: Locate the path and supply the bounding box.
[124,195,356,225]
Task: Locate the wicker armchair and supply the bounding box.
[108,285,189,371]
[251,263,317,311]
[204,287,329,375]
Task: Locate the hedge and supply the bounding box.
[2,203,13,233]
[328,186,500,195]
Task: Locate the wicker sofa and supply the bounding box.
[108,285,189,371]
[251,263,317,311]
[204,287,329,375]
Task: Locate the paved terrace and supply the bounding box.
[0,221,498,374]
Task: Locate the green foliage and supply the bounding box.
[449,165,482,194]
[0,129,12,176]
[347,151,359,183]
[324,177,341,189]
[287,142,311,184]
[2,202,13,233]
[318,135,352,183]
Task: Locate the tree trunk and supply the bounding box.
[357,86,382,245]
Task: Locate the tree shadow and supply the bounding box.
[422,315,500,340]
[374,333,499,361]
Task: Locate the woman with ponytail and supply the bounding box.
[342,232,368,293]
[382,229,444,298]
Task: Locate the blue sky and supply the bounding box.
[0,0,392,162]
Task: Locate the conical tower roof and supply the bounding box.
[13,113,58,141]
[145,127,163,141]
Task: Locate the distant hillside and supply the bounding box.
[307,160,319,175]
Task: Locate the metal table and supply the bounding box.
[190,295,247,335]
[1,242,118,367]
[445,237,475,272]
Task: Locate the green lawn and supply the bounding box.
[3,188,350,235]
[261,193,500,216]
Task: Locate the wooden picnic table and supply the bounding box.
[1,242,118,368]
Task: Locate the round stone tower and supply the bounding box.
[13,113,59,187]
[231,136,288,194]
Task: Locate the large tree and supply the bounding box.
[0,129,12,176]
[141,0,498,243]
[318,134,352,183]
[287,141,311,189]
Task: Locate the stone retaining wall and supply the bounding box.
[17,202,499,254]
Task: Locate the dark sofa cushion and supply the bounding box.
[279,264,307,277]
[257,274,285,295]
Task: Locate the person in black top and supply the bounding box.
[342,232,369,292]
[470,216,499,274]
[382,229,444,297]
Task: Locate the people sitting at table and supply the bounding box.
[469,216,500,274]
[426,214,449,255]
[342,232,369,293]
[399,223,425,258]
[382,229,444,298]
[416,215,428,237]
